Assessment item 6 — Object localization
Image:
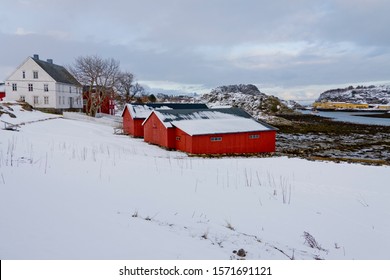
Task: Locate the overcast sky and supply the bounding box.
[1,0,390,102]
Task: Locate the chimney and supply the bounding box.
[47,59,53,64]
[33,54,39,60]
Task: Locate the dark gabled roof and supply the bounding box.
[32,57,81,86]
[154,107,253,122]
[146,107,278,132]
[132,102,208,110]
[123,102,208,119]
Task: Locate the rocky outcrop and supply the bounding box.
[316,85,390,104]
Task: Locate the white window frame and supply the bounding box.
[249,134,260,139]
[33,71,38,79]
[33,96,39,105]
[12,83,17,91]
[44,96,49,105]
[44,84,49,92]
[210,137,222,142]
[28,83,33,92]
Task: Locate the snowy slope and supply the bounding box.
[0,103,390,260]
[199,84,294,124]
[317,85,390,104]
[0,101,61,125]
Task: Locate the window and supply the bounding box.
[19,96,25,102]
[211,137,222,142]
[28,84,33,91]
[44,96,49,105]
[33,96,39,105]
[249,134,260,139]
[22,71,25,79]
[176,136,181,141]
[69,86,72,93]
[33,71,38,79]
[44,84,49,92]
[12,83,17,91]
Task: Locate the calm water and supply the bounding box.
[299,110,390,126]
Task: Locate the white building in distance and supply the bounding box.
[5,54,83,112]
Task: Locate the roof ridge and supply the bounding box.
[32,57,80,86]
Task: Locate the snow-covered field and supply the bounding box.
[1,103,390,260]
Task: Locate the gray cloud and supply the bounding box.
[1,0,390,100]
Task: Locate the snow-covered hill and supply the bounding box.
[199,84,295,124]
[316,85,390,104]
[1,104,390,260]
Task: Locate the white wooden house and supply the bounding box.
[5,54,83,111]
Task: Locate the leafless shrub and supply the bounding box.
[225,220,235,231]
[280,176,292,204]
[303,231,326,251]
[131,210,138,218]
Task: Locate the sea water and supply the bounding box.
[299,110,390,126]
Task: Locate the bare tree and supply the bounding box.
[131,82,145,98]
[116,79,146,107]
[116,71,134,105]
[70,55,121,116]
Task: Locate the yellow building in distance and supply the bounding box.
[377,105,390,110]
[313,101,369,110]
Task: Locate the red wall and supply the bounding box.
[83,91,115,115]
[175,128,276,154]
[100,97,115,115]
[144,112,276,154]
[122,107,144,137]
[143,112,175,149]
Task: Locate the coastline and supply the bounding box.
[275,113,390,166]
[313,108,389,113]
[353,112,390,119]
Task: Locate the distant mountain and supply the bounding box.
[282,99,306,110]
[316,85,390,104]
[199,84,295,121]
[156,92,199,103]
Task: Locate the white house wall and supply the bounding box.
[55,83,83,109]
[5,57,82,110]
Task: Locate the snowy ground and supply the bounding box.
[1,103,390,260]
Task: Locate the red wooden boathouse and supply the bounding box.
[143,108,277,154]
[122,103,208,138]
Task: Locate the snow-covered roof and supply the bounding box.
[145,107,277,135]
[172,118,272,136]
[123,103,208,119]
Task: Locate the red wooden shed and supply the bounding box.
[83,86,116,115]
[0,82,5,101]
[122,103,208,138]
[142,108,277,154]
